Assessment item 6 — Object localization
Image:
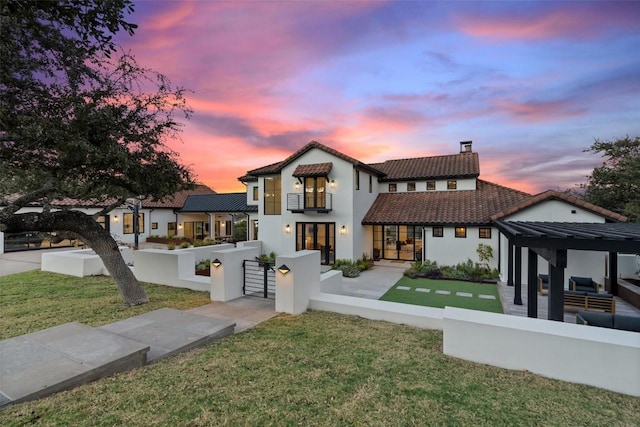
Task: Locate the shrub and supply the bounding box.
[196,260,210,271]
[167,244,175,250]
[333,259,361,277]
[179,242,190,249]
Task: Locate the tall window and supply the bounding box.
[123,213,144,235]
[168,222,176,236]
[479,227,492,239]
[305,176,326,208]
[388,183,397,192]
[355,170,360,190]
[427,180,436,190]
[252,186,258,201]
[407,182,416,191]
[369,175,372,193]
[455,227,467,238]
[96,215,109,232]
[264,176,281,215]
[432,227,443,237]
[447,180,457,190]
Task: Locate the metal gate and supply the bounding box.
[243,259,275,299]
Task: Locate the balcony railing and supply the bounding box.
[287,193,332,213]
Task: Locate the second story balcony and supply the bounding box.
[287,193,333,213]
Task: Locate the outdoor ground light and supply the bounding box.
[212,258,222,268]
[278,264,290,275]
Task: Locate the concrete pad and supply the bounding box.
[100,308,235,362]
[0,322,149,407]
[416,288,431,293]
[435,290,451,295]
[479,294,496,300]
[456,292,473,298]
[397,286,411,291]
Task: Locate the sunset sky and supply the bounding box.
[117,1,640,194]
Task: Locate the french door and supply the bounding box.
[296,222,335,265]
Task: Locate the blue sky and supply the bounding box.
[118,1,640,193]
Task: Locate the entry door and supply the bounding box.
[382,225,418,261]
[296,223,335,265]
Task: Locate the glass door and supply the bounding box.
[296,222,335,265]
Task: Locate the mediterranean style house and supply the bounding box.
[239,140,628,284]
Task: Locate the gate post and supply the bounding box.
[275,250,321,314]
[211,246,259,302]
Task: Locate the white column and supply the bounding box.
[275,250,321,314]
[210,246,259,302]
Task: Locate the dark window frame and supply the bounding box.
[432,227,443,237]
[123,212,144,235]
[252,186,258,201]
[264,176,282,215]
[407,182,416,191]
[388,183,397,192]
[479,227,492,239]
[355,170,360,190]
[427,180,436,191]
[447,180,457,190]
[455,227,467,238]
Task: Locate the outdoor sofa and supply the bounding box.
[576,310,640,332]
[538,274,549,295]
[569,276,599,293]
[565,290,615,313]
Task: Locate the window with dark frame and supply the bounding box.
[252,186,258,201]
[427,180,436,190]
[447,180,457,190]
[264,176,281,215]
[355,170,360,190]
[407,182,416,191]
[432,227,443,237]
[388,183,397,192]
[304,176,326,209]
[151,222,158,230]
[123,213,144,235]
[369,175,372,193]
[455,227,467,238]
[479,227,492,239]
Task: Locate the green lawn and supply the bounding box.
[380,277,503,313]
[0,271,211,340]
[2,272,638,425]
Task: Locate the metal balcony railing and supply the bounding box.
[286,193,332,213]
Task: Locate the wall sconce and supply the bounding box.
[330,179,336,189]
[114,215,119,222]
[278,264,291,275]
[178,223,183,229]
[340,225,347,235]
[295,181,300,190]
[212,258,222,268]
[285,224,291,234]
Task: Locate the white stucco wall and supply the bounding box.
[423,226,500,269]
[498,200,608,285]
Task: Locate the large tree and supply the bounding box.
[583,136,640,222]
[0,1,195,305]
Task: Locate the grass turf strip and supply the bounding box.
[380,277,503,313]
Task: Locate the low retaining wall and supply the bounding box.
[442,307,640,397]
[309,293,444,330]
[134,245,233,292]
[41,248,133,277]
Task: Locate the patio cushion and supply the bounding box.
[613,315,640,332]
[587,292,612,299]
[565,290,587,296]
[576,311,614,328]
[571,276,593,287]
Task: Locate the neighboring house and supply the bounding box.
[0,184,215,252]
[177,192,258,241]
[239,140,626,285]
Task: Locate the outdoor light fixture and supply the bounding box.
[212,258,222,268]
[278,264,291,275]
[330,179,336,188]
[178,223,183,229]
[114,215,119,222]
[285,224,291,233]
[295,181,300,190]
[340,225,347,235]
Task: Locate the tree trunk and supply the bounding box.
[1,210,149,305]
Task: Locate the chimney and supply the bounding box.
[459,141,472,153]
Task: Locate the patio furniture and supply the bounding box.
[569,276,599,293]
[564,290,615,313]
[538,274,549,295]
[576,311,640,332]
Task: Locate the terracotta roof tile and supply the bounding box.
[490,190,628,222]
[370,152,479,181]
[239,141,384,182]
[292,162,333,177]
[362,180,531,225]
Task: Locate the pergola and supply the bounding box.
[494,221,640,321]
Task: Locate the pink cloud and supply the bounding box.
[455,4,640,41]
[493,99,587,123]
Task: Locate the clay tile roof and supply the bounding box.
[490,190,628,222]
[362,180,531,225]
[369,152,479,182]
[239,141,384,182]
[293,162,333,177]
[142,184,216,208]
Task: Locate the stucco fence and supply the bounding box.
[39,242,640,397]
